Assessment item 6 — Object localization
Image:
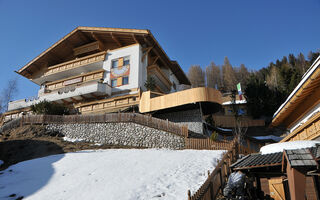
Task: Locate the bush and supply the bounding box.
[31,100,69,115]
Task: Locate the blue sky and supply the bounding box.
[0,0,319,100]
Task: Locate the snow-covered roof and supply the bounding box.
[260,140,320,154]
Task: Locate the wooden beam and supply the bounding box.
[78,31,91,43]
[80,95,88,100]
[32,64,41,71]
[152,56,160,65]
[111,33,122,47]
[91,32,106,51]
[143,36,170,69]
[131,33,139,44]
[64,39,75,49]
[141,46,153,62]
[61,99,69,104]
[91,93,99,99]
[70,97,79,103]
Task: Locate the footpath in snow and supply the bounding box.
[0,149,225,200]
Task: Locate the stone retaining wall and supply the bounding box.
[46,122,185,149]
[153,109,203,135]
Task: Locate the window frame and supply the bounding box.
[122,76,129,85]
[111,79,117,87]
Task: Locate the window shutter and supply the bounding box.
[117,77,122,86]
[118,57,124,67]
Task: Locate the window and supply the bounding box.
[112,60,118,68]
[122,76,129,85]
[123,57,130,66]
[111,79,117,87]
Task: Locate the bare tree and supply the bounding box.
[222,57,237,91]
[0,78,18,113]
[266,65,283,91]
[188,65,205,88]
[206,62,222,89]
[231,90,248,143]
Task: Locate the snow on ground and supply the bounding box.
[260,140,320,154]
[63,136,84,142]
[0,149,225,200]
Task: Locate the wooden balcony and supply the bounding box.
[147,65,172,92]
[139,87,222,113]
[44,51,106,76]
[46,70,105,91]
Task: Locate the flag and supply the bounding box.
[237,83,243,100]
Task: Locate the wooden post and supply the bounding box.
[188,190,191,200]
[20,116,23,127]
[313,175,320,200]
[219,169,224,194]
[209,181,214,200]
[256,175,262,198]
[286,164,306,200]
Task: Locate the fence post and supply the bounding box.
[188,190,191,200]
[166,119,169,130]
[219,168,224,195]
[20,116,24,127]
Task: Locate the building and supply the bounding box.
[3,27,222,134]
[272,55,320,142]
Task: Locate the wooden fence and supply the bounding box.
[187,140,239,200]
[213,115,265,128]
[19,113,188,137]
[185,138,234,150]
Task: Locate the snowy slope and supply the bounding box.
[0,149,225,200]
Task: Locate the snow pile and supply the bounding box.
[260,140,320,154]
[0,149,225,200]
[222,100,246,105]
[63,136,84,142]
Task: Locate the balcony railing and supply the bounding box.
[45,69,105,92]
[44,51,106,76]
[147,65,172,91]
[8,81,111,111]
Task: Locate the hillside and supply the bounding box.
[0,148,225,200]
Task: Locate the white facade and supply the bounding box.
[8,44,182,112]
[103,44,147,93]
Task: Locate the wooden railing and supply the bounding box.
[46,69,105,91]
[213,115,265,128]
[20,113,188,137]
[185,138,234,150]
[44,51,106,76]
[187,140,239,200]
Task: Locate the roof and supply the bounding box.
[284,148,318,167]
[232,144,320,170]
[231,152,282,170]
[272,55,320,127]
[16,26,190,85]
[310,144,320,159]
